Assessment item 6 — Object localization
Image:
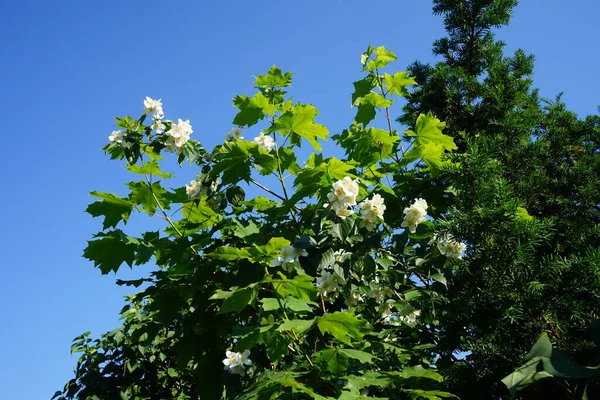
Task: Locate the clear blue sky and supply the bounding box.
[0,1,598,398]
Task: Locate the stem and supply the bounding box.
[273,134,302,234]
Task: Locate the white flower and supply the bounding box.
[359,194,386,231]
[152,119,166,134]
[346,289,365,307]
[327,177,359,219]
[401,198,428,233]
[316,270,341,302]
[436,233,467,259]
[368,284,386,304]
[185,180,205,200]
[223,350,252,376]
[143,97,164,120]
[166,119,193,153]
[225,127,244,141]
[253,132,275,151]
[398,305,421,325]
[271,246,307,272]
[108,130,124,143]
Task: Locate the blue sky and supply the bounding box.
[0,1,598,398]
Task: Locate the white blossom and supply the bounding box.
[359,194,386,231]
[435,233,467,259]
[143,97,164,120]
[253,132,275,151]
[398,305,421,325]
[225,127,244,141]
[326,177,359,219]
[185,180,206,200]
[345,289,365,308]
[166,119,193,153]
[152,119,166,134]
[222,350,252,376]
[108,130,124,144]
[316,270,342,302]
[272,246,307,272]
[401,198,428,233]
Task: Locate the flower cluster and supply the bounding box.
[225,127,244,141]
[434,233,467,259]
[143,97,164,120]
[401,198,428,233]
[359,194,386,231]
[165,118,193,153]
[222,350,252,376]
[272,246,308,272]
[253,132,275,151]
[108,130,124,144]
[327,177,359,219]
[185,180,206,200]
[316,270,343,302]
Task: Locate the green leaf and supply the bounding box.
[337,348,375,364]
[404,113,456,173]
[400,389,457,399]
[277,318,315,335]
[271,104,328,151]
[317,348,349,374]
[127,181,167,215]
[259,298,280,312]
[206,246,252,261]
[383,71,417,97]
[393,365,443,382]
[226,186,245,206]
[86,192,133,230]
[283,296,315,313]
[335,125,398,167]
[317,312,372,344]
[272,274,319,301]
[232,94,269,127]
[127,160,172,178]
[216,285,259,314]
[345,371,394,390]
[211,140,252,185]
[362,46,397,71]
[255,66,293,87]
[431,273,447,287]
[83,230,138,274]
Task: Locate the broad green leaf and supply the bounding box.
[218,286,258,314]
[431,273,447,287]
[283,296,315,313]
[317,348,349,374]
[86,192,133,230]
[335,125,398,166]
[272,274,319,301]
[205,246,252,261]
[271,104,328,151]
[211,140,252,185]
[400,389,457,399]
[359,92,394,108]
[127,181,168,215]
[127,160,172,178]
[393,365,443,382]
[277,318,315,335]
[363,46,397,71]
[404,113,456,173]
[317,312,372,344]
[83,230,141,274]
[384,71,417,97]
[255,65,293,87]
[260,298,280,311]
[338,348,375,364]
[345,371,394,390]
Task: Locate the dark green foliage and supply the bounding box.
[400,1,600,398]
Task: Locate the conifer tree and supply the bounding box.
[400,1,600,398]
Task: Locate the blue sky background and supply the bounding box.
[0,1,598,398]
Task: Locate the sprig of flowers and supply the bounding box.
[222,350,252,376]
[401,198,428,233]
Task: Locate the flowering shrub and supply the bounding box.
[57,46,467,400]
